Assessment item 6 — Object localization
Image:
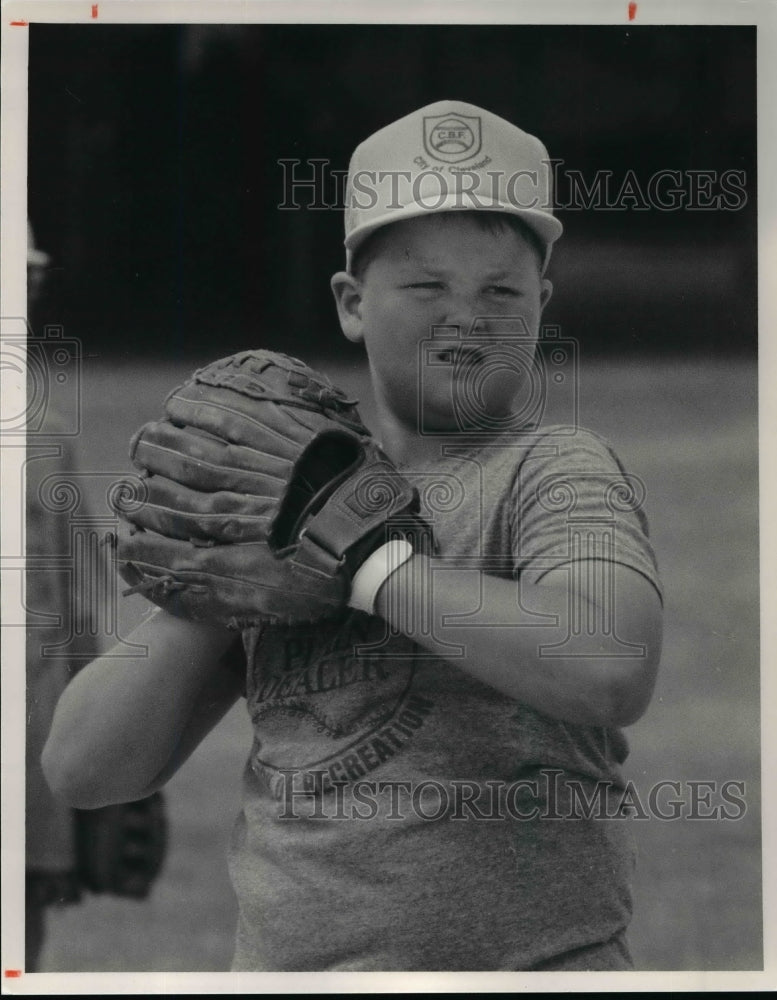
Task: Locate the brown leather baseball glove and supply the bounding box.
[112,349,429,626]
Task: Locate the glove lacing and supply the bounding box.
[121,575,207,598]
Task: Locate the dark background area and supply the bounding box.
[28,24,756,360]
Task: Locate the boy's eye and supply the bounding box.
[487,285,520,297]
[404,281,444,291]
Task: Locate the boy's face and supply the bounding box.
[332,212,552,434]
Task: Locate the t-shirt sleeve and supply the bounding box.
[510,427,663,604]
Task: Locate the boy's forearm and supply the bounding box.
[375,555,662,728]
[42,611,238,809]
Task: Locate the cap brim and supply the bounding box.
[345,197,563,273]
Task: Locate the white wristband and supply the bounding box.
[348,539,414,615]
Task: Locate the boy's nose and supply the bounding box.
[439,302,523,339]
[439,295,480,336]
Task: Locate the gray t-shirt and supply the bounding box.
[228,426,663,971]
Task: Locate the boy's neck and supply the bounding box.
[371,399,496,469]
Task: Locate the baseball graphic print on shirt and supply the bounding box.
[243,612,436,798]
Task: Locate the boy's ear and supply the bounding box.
[540,278,553,312]
[330,271,365,344]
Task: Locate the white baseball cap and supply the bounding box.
[344,100,563,273]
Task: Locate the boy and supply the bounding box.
[43,101,663,971]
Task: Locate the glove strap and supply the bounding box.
[348,539,414,616]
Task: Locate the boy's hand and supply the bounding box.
[111,350,429,627]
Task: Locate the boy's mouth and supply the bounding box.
[455,345,496,368]
[431,345,490,366]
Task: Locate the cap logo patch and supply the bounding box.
[423,113,482,163]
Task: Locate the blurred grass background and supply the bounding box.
[35,352,760,972]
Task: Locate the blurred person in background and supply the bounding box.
[25,219,82,968]
[24,220,167,971]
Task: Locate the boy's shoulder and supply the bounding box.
[414,426,631,513]
[459,423,646,528]
[437,423,624,472]
[506,424,641,508]
[526,422,617,450]
[420,423,636,533]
